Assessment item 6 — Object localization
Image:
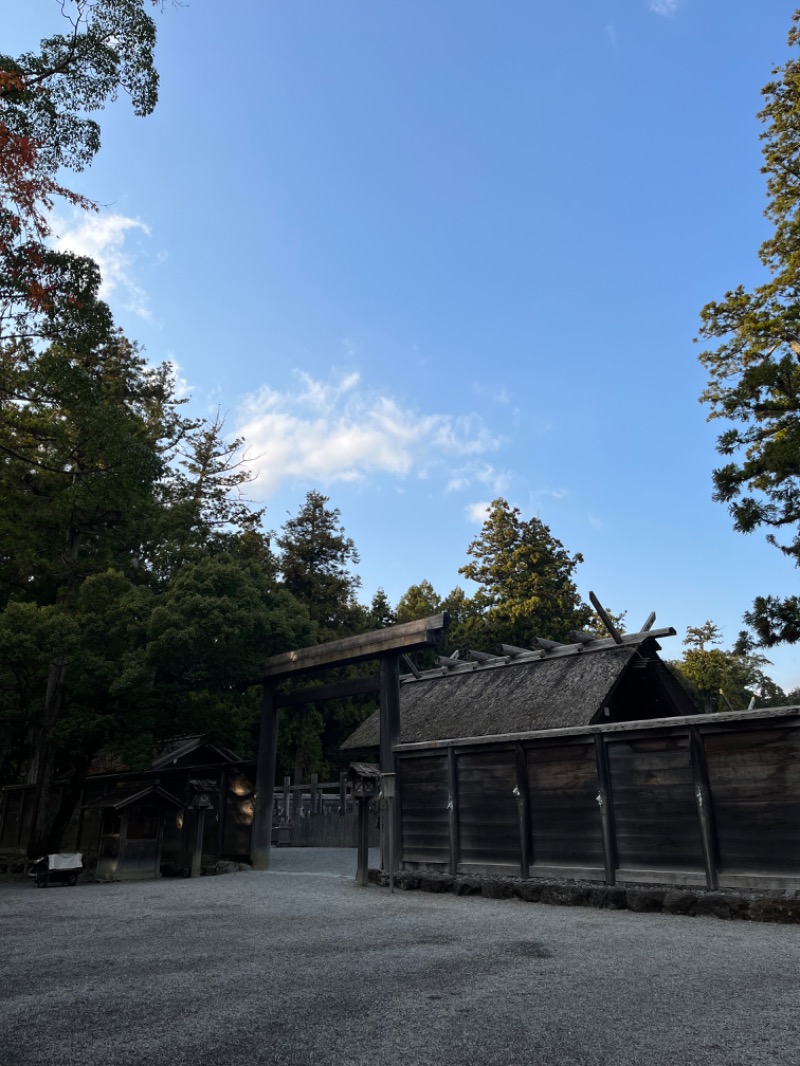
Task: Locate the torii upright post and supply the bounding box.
[251,682,278,871]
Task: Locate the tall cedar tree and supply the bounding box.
[275,492,363,781]
[276,491,362,641]
[458,498,591,650]
[698,10,800,645]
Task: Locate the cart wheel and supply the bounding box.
[36,875,47,888]
[68,873,78,886]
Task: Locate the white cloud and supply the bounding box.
[605,23,618,47]
[649,0,680,16]
[535,487,569,502]
[465,501,491,524]
[51,211,152,318]
[445,463,510,496]
[236,370,501,497]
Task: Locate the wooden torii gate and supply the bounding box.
[251,613,449,871]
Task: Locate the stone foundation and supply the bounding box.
[368,870,800,923]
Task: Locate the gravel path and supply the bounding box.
[1,847,799,1066]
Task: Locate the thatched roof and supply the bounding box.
[342,630,695,750]
[82,785,184,811]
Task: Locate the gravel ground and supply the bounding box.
[1,847,799,1066]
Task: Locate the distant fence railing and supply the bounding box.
[395,706,800,892]
[272,774,379,849]
[274,774,351,820]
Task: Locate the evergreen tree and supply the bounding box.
[669,622,783,713]
[698,10,800,645]
[458,498,591,650]
[395,580,442,624]
[275,492,364,782]
[367,587,396,628]
[276,491,362,640]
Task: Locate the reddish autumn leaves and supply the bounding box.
[0,1,160,348]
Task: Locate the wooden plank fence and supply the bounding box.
[395,706,800,892]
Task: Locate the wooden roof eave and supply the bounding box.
[393,704,800,753]
[82,784,185,811]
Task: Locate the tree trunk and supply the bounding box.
[27,656,67,858]
[45,752,91,853]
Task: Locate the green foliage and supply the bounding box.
[393,580,483,661]
[697,11,800,645]
[147,554,312,692]
[277,491,362,640]
[0,334,177,603]
[152,411,269,579]
[670,621,783,712]
[366,587,396,628]
[458,498,591,649]
[395,580,442,624]
[274,492,369,780]
[0,601,79,781]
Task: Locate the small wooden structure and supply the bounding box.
[83,785,183,881]
[0,737,254,875]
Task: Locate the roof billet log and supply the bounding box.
[589,591,623,645]
[402,624,675,685]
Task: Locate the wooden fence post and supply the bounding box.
[339,772,347,816]
[283,776,291,822]
[356,797,371,886]
[594,733,617,885]
[191,808,205,878]
[515,742,531,879]
[447,746,460,876]
[310,773,319,815]
[689,726,719,890]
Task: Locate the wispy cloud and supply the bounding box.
[605,23,618,48]
[51,211,152,318]
[465,501,491,524]
[446,463,511,497]
[472,381,511,406]
[534,487,569,502]
[649,0,680,17]
[236,370,501,497]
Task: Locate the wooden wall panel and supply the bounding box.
[607,734,704,870]
[526,741,604,866]
[704,727,800,873]
[399,754,450,864]
[457,750,520,866]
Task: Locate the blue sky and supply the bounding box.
[8,1,800,690]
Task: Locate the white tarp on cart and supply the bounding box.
[47,853,83,870]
